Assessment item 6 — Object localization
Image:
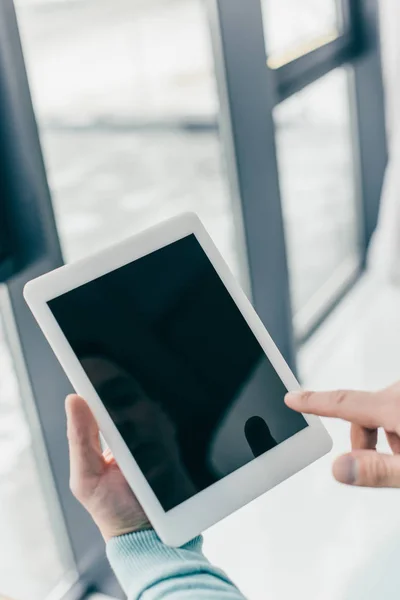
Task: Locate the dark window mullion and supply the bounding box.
[273,33,359,103]
[349,0,388,253]
[207,0,297,371]
[271,0,363,104]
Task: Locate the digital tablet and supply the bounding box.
[24,213,332,547]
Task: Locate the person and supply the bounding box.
[66,381,400,599]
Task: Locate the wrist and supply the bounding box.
[99,517,153,542]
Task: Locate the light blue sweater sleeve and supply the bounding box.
[106,530,246,599]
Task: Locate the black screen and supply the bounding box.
[49,235,307,511]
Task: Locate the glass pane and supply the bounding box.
[274,68,361,335]
[16,0,241,280]
[262,0,340,65]
[0,306,75,599]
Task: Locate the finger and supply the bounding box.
[386,431,400,454]
[66,395,104,485]
[351,423,378,451]
[103,447,117,465]
[333,451,400,488]
[285,389,388,428]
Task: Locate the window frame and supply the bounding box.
[208,0,387,344]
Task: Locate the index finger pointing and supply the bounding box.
[285,389,388,429]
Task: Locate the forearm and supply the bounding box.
[107,530,245,600]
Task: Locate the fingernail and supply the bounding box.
[333,455,358,485]
[65,394,78,413]
[285,391,303,404]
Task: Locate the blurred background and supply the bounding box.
[1,1,400,599]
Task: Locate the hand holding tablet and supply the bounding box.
[24,213,332,546]
[66,393,151,541]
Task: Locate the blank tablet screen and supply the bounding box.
[48,234,307,511]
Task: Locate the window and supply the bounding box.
[275,68,361,336]
[16,0,242,279]
[262,0,340,66]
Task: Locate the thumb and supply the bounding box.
[66,395,104,498]
[333,451,400,488]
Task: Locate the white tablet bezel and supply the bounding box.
[24,212,332,547]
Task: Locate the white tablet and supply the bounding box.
[24,213,332,547]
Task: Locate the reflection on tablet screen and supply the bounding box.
[48,235,307,511]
